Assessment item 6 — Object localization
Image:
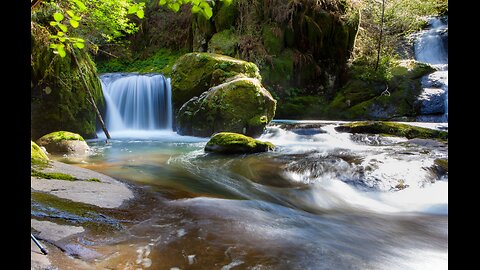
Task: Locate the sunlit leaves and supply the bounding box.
[158,0,227,20]
[127,2,146,19]
[49,10,85,57]
[53,12,64,22]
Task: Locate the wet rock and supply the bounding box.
[205,132,275,154]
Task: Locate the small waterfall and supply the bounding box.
[99,73,173,133]
[414,17,448,122]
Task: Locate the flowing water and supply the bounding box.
[414,16,448,122]
[51,27,448,268]
[56,117,447,269]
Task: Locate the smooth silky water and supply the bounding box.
[55,120,447,269]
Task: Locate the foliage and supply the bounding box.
[159,0,232,19]
[96,48,189,75]
[350,0,447,71]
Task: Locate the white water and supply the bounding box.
[99,73,173,137]
[414,17,448,122]
[258,122,448,216]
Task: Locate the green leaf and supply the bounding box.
[58,47,67,58]
[199,1,210,9]
[49,35,58,39]
[70,19,79,28]
[53,12,64,22]
[66,10,75,17]
[58,23,68,32]
[136,9,144,19]
[128,5,138,14]
[191,5,201,13]
[57,31,64,36]
[159,0,167,5]
[222,0,232,6]
[49,21,58,26]
[202,5,213,19]
[59,37,66,42]
[74,42,85,49]
[192,0,201,5]
[73,15,81,21]
[49,44,57,49]
[72,0,87,11]
[171,3,180,12]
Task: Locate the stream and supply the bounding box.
[54,120,447,269]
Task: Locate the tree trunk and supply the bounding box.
[375,0,385,71]
[70,46,111,140]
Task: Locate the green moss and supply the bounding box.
[208,29,239,56]
[87,178,102,182]
[205,132,275,154]
[31,22,104,140]
[335,121,448,140]
[262,24,285,55]
[31,192,123,233]
[214,1,238,32]
[261,49,294,86]
[176,77,276,137]
[276,95,327,119]
[31,168,77,181]
[434,159,448,172]
[37,131,85,143]
[31,140,49,161]
[171,52,262,110]
[96,48,188,76]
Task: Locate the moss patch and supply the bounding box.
[31,168,77,181]
[205,132,275,154]
[37,131,85,144]
[208,29,239,56]
[335,121,448,140]
[31,140,49,165]
[170,52,262,110]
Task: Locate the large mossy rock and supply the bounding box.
[31,140,49,165]
[31,22,104,140]
[170,52,262,111]
[335,121,448,140]
[36,131,91,155]
[205,132,275,154]
[177,76,276,137]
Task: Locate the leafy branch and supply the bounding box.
[159,0,232,20]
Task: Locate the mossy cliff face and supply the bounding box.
[192,0,359,98]
[31,22,104,140]
[289,60,436,120]
[170,52,262,111]
[177,76,276,137]
[205,132,275,154]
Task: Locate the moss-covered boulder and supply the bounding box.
[31,21,104,140]
[335,121,448,140]
[177,76,276,137]
[170,52,262,111]
[205,132,275,154]
[36,131,91,155]
[31,140,49,167]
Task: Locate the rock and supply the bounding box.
[177,77,276,137]
[36,131,90,155]
[170,52,262,111]
[31,22,104,140]
[31,140,49,161]
[335,121,448,140]
[205,132,275,154]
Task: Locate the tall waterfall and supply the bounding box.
[414,17,448,122]
[99,73,173,133]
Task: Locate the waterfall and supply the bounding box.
[414,17,448,122]
[99,73,173,133]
